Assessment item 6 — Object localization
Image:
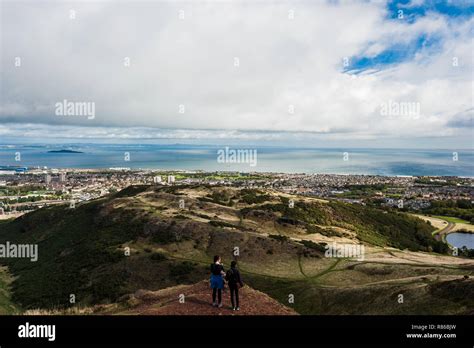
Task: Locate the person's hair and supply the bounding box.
[231,261,237,268]
[214,255,220,263]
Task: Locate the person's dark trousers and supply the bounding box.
[212,288,222,304]
[229,285,239,308]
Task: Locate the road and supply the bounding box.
[434,221,455,242]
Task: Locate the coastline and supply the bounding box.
[0,145,473,177]
[0,166,473,179]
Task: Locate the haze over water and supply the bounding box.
[1,144,472,177]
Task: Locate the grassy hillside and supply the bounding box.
[0,266,18,314]
[0,185,471,314]
[246,272,474,315]
[242,199,446,252]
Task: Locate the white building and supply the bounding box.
[153,176,162,184]
[167,175,175,184]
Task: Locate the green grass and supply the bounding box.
[0,267,18,314]
[432,215,470,224]
[0,200,147,309]
[245,265,474,315]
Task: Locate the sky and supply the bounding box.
[0,0,473,148]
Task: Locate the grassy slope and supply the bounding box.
[243,198,447,252]
[432,215,471,224]
[245,272,474,315]
[0,196,151,309]
[0,266,18,314]
[0,185,472,314]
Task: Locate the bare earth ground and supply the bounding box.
[452,223,474,232]
[115,280,297,316]
[0,213,23,220]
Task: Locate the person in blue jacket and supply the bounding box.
[210,255,225,308]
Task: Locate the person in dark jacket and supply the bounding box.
[210,255,225,308]
[225,260,244,311]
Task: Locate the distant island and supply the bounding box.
[47,149,83,154]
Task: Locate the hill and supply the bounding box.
[0,185,472,314]
[99,280,297,315]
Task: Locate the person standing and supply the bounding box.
[210,255,225,308]
[226,260,244,311]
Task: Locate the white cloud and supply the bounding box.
[0,0,472,147]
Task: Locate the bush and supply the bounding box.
[150,252,167,261]
[209,220,237,228]
[239,189,271,204]
[174,214,189,220]
[269,234,289,243]
[169,261,196,277]
[151,225,180,244]
[300,240,327,253]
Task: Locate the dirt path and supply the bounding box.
[436,221,455,242]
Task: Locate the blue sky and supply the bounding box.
[346,0,474,72]
[0,0,472,149]
[345,33,443,72]
[387,0,474,21]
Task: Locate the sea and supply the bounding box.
[0,144,473,176]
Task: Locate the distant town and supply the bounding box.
[0,166,472,219]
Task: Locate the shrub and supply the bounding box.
[150,252,167,261]
[168,261,196,277]
[209,220,236,228]
[269,234,289,243]
[300,240,327,253]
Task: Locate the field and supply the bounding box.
[432,215,471,224]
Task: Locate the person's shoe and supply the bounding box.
[218,303,223,308]
[232,307,236,311]
[212,302,217,307]
[236,307,240,311]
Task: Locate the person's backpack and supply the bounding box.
[225,269,235,283]
[211,263,222,275]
